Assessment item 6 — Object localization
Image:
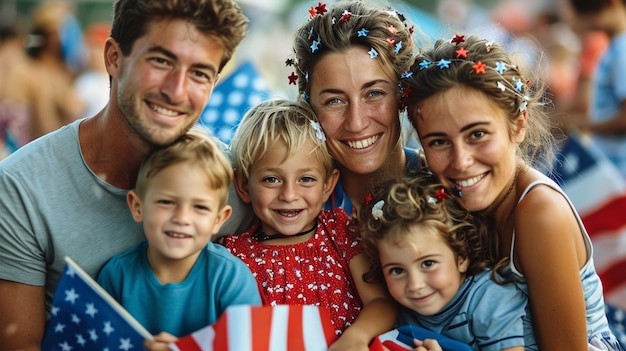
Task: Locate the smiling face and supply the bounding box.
[108,18,224,146]
[128,161,231,266]
[308,46,402,176]
[379,224,468,316]
[237,139,338,240]
[414,86,525,212]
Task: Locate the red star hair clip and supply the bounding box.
[339,10,352,23]
[309,2,328,18]
[401,84,412,98]
[472,61,486,74]
[451,34,465,45]
[288,72,298,85]
[455,47,469,59]
[434,188,448,202]
[428,188,448,206]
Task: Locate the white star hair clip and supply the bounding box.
[309,120,326,141]
[372,200,384,220]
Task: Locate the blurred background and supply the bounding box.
[2,0,626,326]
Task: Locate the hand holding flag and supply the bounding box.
[41,257,152,351]
[369,325,472,351]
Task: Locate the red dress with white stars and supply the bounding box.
[219,208,362,335]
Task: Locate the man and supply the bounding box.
[0,1,249,349]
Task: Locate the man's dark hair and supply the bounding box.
[111,0,248,72]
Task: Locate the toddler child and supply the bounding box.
[360,172,536,351]
[97,127,262,345]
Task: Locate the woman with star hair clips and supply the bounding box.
[404,34,624,351]
[290,0,424,222]
[360,172,537,351]
[219,98,397,351]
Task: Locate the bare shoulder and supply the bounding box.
[513,169,587,268]
[514,170,573,224]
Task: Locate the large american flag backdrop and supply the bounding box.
[549,134,626,309]
[549,134,626,341]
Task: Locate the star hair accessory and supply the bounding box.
[372,200,384,220]
[302,5,413,56]
[363,191,373,206]
[395,42,403,54]
[411,36,529,111]
[288,72,298,85]
[485,41,494,52]
[309,2,328,18]
[289,5,415,98]
[399,83,412,111]
[428,187,448,205]
[309,120,326,141]
[434,188,448,202]
[451,34,465,45]
[339,10,352,23]
[310,37,321,53]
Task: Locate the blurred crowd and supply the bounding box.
[0,0,612,158]
[0,1,109,158]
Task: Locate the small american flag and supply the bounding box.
[170,305,337,351]
[41,257,152,351]
[369,325,472,351]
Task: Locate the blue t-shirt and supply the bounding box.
[397,270,537,351]
[97,241,262,337]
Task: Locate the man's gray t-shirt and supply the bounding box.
[0,119,253,312]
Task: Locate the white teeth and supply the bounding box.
[150,103,178,117]
[166,231,189,238]
[347,135,379,149]
[277,210,301,217]
[456,174,484,187]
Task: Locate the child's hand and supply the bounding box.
[412,338,443,351]
[143,331,178,351]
